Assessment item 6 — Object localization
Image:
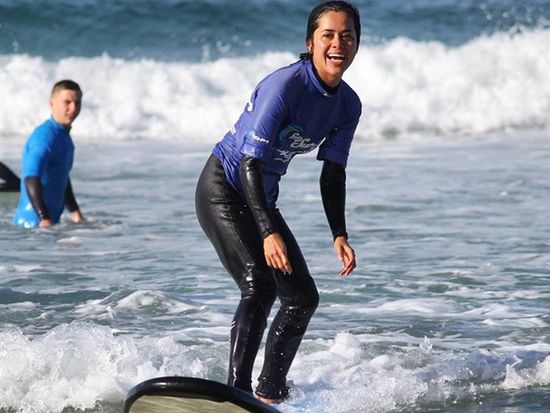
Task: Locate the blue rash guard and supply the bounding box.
[13,117,75,228]
[213,58,362,206]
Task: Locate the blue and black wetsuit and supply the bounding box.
[12,117,80,228]
[195,58,361,400]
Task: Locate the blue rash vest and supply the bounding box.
[212,58,362,206]
[13,117,75,228]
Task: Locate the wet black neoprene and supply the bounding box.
[195,154,319,400]
[320,160,348,240]
[0,162,20,192]
[24,176,51,221]
[24,176,80,221]
[64,179,80,213]
[238,155,277,239]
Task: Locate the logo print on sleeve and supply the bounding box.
[247,130,269,144]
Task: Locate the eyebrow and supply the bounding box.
[321,29,354,33]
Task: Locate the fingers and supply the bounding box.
[267,253,292,274]
[264,233,357,277]
[339,253,356,277]
[264,233,293,274]
[334,238,356,277]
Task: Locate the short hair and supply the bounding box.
[305,1,361,49]
[51,79,82,97]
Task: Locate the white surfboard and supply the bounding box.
[124,376,281,413]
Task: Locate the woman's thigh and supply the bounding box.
[195,155,275,293]
[272,210,319,309]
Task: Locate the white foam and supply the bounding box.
[346,28,550,140]
[334,297,458,316]
[1,28,548,143]
[278,334,550,412]
[482,317,548,328]
[0,301,37,311]
[74,298,117,320]
[1,325,549,413]
[56,236,82,246]
[463,302,538,319]
[73,290,207,325]
[0,323,212,413]
[0,264,43,273]
[116,290,200,314]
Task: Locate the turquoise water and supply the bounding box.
[1,0,549,60]
[1,0,550,411]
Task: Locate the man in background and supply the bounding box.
[13,80,85,228]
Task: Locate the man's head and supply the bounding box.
[49,80,82,127]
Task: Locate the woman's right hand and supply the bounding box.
[264,232,292,274]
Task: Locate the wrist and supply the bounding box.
[333,231,348,241]
[38,210,51,221]
[262,227,278,239]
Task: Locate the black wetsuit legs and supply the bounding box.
[255,214,319,400]
[195,155,319,399]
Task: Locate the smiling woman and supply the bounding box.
[304,3,361,87]
[194,0,362,405]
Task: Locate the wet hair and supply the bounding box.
[301,0,361,60]
[51,79,82,97]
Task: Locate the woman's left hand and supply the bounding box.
[334,236,356,277]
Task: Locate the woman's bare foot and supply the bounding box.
[257,395,283,405]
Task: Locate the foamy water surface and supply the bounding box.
[1,135,550,413]
[1,1,550,411]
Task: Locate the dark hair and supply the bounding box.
[301,0,361,60]
[51,79,82,97]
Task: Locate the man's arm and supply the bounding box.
[65,178,84,223]
[24,176,53,227]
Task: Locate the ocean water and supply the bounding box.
[1,1,550,412]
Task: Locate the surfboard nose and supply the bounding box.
[123,376,282,413]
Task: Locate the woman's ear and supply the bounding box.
[306,39,313,54]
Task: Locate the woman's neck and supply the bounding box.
[311,63,340,94]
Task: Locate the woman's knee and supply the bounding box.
[308,288,320,312]
[278,276,319,312]
[241,282,277,309]
[301,289,319,315]
[280,288,319,317]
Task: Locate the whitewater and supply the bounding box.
[1,28,549,142]
[1,1,550,412]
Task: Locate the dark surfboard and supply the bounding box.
[123,376,281,413]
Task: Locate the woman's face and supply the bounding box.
[306,11,358,87]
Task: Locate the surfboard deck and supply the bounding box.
[123,376,282,413]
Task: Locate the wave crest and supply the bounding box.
[1,29,549,142]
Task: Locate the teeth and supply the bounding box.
[328,54,345,60]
